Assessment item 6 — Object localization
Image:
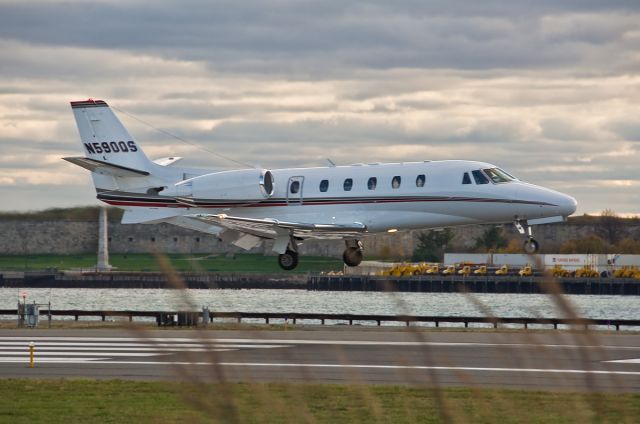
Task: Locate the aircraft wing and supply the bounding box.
[187,213,368,240]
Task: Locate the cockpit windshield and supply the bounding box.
[483,168,516,183]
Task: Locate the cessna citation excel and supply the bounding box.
[65,99,577,270]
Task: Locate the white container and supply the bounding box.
[343,261,399,275]
[610,255,640,267]
[444,253,491,266]
[543,254,608,271]
[492,254,541,267]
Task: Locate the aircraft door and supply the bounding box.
[287,176,304,205]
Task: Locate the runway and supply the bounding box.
[1,328,639,391]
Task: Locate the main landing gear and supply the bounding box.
[277,238,364,270]
[278,249,299,271]
[514,220,540,254]
[277,235,300,271]
[343,239,364,267]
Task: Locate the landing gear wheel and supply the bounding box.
[523,238,539,254]
[343,247,363,267]
[278,250,299,271]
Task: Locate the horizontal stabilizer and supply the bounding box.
[63,157,149,177]
[153,157,183,166]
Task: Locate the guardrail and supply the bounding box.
[1,309,638,331]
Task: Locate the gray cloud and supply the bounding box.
[0,1,639,215]
[1,1,639,75]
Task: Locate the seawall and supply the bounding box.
[1,219,637,257]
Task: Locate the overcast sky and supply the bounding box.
[0,0,638,215]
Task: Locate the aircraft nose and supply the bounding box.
[558,193,577,217]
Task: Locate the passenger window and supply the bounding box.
[416,174,425,187]
[462,172,471,184]
[290,181,300,194]
[391,176,401,189]
[367,177,377,190]
[343,178,353,191]
[472,170,489,184]
[319,179,329,192]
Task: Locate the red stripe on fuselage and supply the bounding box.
[101,197,529,208]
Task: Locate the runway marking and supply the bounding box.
[0,343,288,350]
[4,359,640,377]
[210,362,640,376]
[0,338,288,363]
[1,337,637,350]
[0,357,109,362]
[606,358,640,364]
[0,351,171,357]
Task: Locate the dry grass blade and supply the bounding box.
[104,252,639,423]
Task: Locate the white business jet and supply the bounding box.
[64,99,577,270]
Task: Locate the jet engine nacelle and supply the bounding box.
[168,168,274,201]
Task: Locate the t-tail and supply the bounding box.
[65,99,155,182]
[64,99,198,223]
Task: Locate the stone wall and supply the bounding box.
[0,219,637,257]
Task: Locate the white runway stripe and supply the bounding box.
[0,336,638,350]
[0,351,168,357]
[0,357,108,362]
[0,337,286,361]
[0,344,286,350]
[6,359,638,376]
[606,358,640,364]
[0,342,287,348]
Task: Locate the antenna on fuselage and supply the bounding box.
[110,105,254,168]
[325,159,336,167]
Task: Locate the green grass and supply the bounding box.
[0,379,638,423]
[0,253,343,273]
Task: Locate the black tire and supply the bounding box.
[343,247,363,267]
[278,250,299,271]
[523,238,539,254]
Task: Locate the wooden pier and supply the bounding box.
[307,275,640,295]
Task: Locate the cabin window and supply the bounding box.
[462,172,471,184]
[391,176,401,189]
[319,179,329,192]
[367,177,377,190]
[416,174,425,187]
[343,178,353,191]
[290,180,300,194]
[472,170,489,184]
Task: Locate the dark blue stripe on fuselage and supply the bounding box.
[97,192,557,208]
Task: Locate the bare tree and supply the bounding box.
[597,209,625,245]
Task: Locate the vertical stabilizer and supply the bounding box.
[70,99,153,172]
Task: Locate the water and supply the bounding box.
[2,288,638,325]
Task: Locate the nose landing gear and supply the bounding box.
[343,239,364,267]
[514,220,540,254]
[523,238,539,254]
